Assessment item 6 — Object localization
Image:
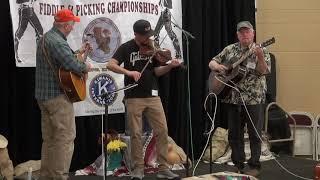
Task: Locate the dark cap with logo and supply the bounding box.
[237,21,253,31]
[133,19,154,37]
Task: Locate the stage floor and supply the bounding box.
[67,155,316,180]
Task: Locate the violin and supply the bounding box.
[139,39,172,65]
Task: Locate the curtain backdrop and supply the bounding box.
[2,0,255,171]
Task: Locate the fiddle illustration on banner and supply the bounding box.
[93,26,112,55]
[83,17,121,63]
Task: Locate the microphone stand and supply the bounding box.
[171,20,195,177]
[98,83,138,180]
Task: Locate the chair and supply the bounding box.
[315,114,320,160]
[265,102,296,155]
[288,111,315,159]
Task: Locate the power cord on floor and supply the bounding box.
[192,92,218,176]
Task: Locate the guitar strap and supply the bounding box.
[40,36,69,93]
[234,43,254,68]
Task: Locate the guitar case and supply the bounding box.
[266,53,276,103]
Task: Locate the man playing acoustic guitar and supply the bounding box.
[35,9,92,180]
[208,21,271,177]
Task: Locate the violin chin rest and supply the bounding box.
[156,48,172,61]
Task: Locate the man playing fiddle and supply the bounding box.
[107,19,181,180]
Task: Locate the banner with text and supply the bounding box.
[9,0,182,116]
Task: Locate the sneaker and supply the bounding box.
[156,169,179,179]
[131,169,144,179]
[243,168,260,177]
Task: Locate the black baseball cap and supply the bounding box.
[133,19,154,37]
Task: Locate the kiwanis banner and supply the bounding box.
[9,0,182,116]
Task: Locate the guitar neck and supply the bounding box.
[80,42,92,62]
[83,51,89,62]
[231,37,275,69]
[231,45,255,69]
[78,49,90,62]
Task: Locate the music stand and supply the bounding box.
[98,83,138,180]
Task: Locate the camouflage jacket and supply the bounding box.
[212,42,271,105]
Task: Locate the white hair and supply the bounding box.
[53,21,74,28]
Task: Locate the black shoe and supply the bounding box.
[130,169,144,180]
[16,58,23,63]
[156,169,180,179]
[15,55,23,63]
[243,168,261,177]
[228,165,243,174]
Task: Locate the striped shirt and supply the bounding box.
[35,27,87,101]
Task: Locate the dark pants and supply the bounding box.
[14,5,43,60]
[222,103,264,170]
[15,6,43,40]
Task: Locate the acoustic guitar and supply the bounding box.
[58,48,90,103]
[209,37,275,97]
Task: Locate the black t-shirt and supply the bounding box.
[112,39,160,98]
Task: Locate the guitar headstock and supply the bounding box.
[260,37,275,48]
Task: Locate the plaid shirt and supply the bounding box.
[212,42,271,105]
[35,27,87,101]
